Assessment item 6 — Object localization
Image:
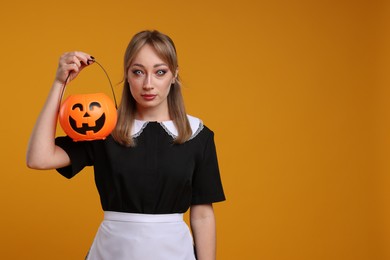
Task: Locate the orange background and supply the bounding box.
[1,0,389,259]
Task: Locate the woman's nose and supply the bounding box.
[143,74,153,89]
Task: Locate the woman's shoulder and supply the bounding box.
[158,114,213,141]
[186,115,214,140]
[187,115,204,140]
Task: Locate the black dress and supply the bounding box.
[55,115,226,214]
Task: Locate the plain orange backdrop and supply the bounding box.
[1,0,389,259]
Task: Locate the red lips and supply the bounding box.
[141,94,156,101]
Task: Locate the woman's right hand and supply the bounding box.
[54,51,95,85]
[26,51,94,170]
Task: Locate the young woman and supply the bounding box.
[27,30,225,260]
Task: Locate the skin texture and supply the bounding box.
[191,204,217,260]
[127,45,177,121]
[26,46,217,260]
[26,51,93,170]
[127,44,176,122]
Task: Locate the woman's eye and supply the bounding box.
[132,70,143,76]
[156,70,167,76]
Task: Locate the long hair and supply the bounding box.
[111,30,191,147]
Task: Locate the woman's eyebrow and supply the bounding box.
[131,63,168,68]
[131,63,144,68]
[153,63,168,68]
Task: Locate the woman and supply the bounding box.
[27,30,225,260]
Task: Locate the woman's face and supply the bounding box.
[127,44,176,116]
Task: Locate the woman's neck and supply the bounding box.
[135,106,170,122]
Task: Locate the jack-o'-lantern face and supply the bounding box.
[59,93,117,141]
[69,101,105,134]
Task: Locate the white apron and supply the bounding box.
[86,211,196,260]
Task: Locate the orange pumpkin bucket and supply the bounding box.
[58,60,117,141]
[59,93,117,141]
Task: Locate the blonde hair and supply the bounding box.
[111,30,191,147]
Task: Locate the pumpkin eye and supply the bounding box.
[89,102,101,110]
[72,103,83,111]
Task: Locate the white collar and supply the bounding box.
[132,115,204,141]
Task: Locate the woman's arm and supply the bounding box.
[190,204,217,260]
[26,51,93,170]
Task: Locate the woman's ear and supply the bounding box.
[172,68,179,84]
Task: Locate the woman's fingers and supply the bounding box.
[56,51,94,84]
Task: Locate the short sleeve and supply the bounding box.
[55,136,93,179]
[191,131,226,205]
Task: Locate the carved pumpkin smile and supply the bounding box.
[69,113,106,135]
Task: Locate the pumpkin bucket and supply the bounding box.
[58,60,117,141]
